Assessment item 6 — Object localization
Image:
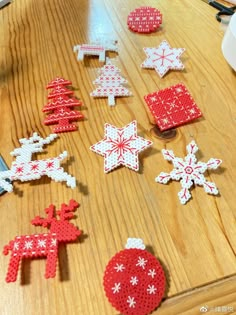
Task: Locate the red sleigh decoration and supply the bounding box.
[3,199,82,282]
[43,77,84,133]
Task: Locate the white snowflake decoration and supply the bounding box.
[114,263,125,272]
[147,284,157,295]
[130,276,139,286]
[127,296,136,308]
[136,257,147,269]
[141,40,185,78]
[90,120,153,173]
[148,269,157,279]
[155,140,222,204]
[112,282,121,294]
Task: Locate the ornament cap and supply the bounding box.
[125,238,146,250]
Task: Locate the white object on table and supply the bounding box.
[0,0,11,9]
[222,13,236,71]
[224,0,236,4]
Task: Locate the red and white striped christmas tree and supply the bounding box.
[43,77,84,133]
[90,59,132,106]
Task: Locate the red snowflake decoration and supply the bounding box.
[144,83,202,131]
[103,238,166,315]
[3,200,82,282]
[127,6,162,33]
[43,77,84,133]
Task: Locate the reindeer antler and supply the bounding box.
[19,133,57,145]
[31,204,55,227]
[57,199,79,221]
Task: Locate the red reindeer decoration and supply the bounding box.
[3,199,82,282]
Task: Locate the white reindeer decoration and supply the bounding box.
[0,133,76,192]
[73,39,118,62]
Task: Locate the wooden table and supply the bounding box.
[0,1,236,314]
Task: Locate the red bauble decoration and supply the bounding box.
[127,6,162,34]
[103,238,166,315]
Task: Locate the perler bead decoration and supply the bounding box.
[3,200,82,282]
[73,39,118,62]
[90,120,153,173]
[43,78,84,133]
[127,6,162,33]
[155,140,222,204]
[90,58,132,106]
[144,83,202,131]
[103,238,166,315]
[0,132,76,192]
[141,40,185,77]
[0,155,10,194]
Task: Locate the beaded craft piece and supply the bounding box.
[0,133,76,192]
[43,77,84,133]
[127,6,162,33]
[3,200,82,282]
[90,59,132,106]
[155,140,222,204]
[73,40,118,62]
[90,120,153,173]
[103,238,166,315]
[141,40,185,77]
[144,83,202,131]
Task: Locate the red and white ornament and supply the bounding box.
[90,121,153,173]
[3,200,82,282]
[127,6,162,34]
[144,83,202,131]
[156,140,222,204]
[90,59,132,106]
[103,238,166,315]
[0,132,76,192]
[141,40,185,78]
[43,77,84,133]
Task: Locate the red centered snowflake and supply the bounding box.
[103,238,166,315]
[3,200,82,282]
[90,121,153,173]
[141,40,185,77]
[144,83,202,131]
[155,140,222,204]
[127,6,162,33]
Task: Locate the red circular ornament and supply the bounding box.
[127,6,162,34]
[103,239,166,315]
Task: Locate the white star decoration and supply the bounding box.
[141,40,185,77]
[114,263,125,272]
[51,238,57,247]
[90,121,153,173]
[148,269,157,278]
[127,296,136,308]
[112,282,121,294]
[147,284,157,295]
[130,276,139,286]
[136,257,147,269]
[155,140,222,204]
[24,240,33,250]
[13,242,19,251]
[38,239,46,248]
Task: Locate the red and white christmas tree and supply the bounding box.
[90,59,132,106]
[43,77,84,133]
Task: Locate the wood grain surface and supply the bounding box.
[0,0,235,314]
